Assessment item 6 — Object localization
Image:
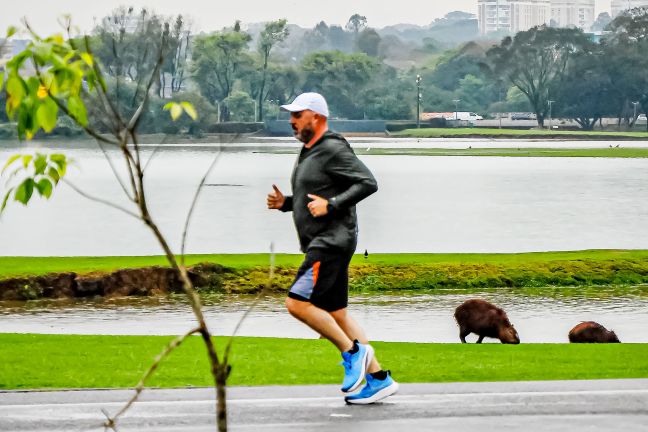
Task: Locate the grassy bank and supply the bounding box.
[364,147,648,158]
[395,128,648,140]
[3,250,648,295]
[1,334,647,390]
[0,250,648,295]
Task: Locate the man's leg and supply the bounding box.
[285,297,354,352]
[330,308,381,373]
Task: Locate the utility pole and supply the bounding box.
[453,99,461,120]
[632,101,639,127]
[548,100,555,130]
[416,74,422,128]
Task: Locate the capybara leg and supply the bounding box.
[476,335,485,344]
[459,327,469,343]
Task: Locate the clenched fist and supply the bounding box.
[267,184,286,209]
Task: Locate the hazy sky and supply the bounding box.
[2,0,612,36]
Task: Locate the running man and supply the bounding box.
[266,92,398,404]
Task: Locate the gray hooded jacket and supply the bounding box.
[280,131,378,252]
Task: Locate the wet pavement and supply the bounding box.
[1,379,647,431]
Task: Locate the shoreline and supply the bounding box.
[3,250,648,300]
[2,128,648,144]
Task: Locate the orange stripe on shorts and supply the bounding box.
[312,261,321,286]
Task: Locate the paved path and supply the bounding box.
[1,379,647,431]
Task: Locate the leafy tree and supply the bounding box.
[256,19,289,121]
[485,25,591,126]
[191,28,252,120]
[91,7,190,98]
[223,91,255,121]
[356,28,381,57]
[346,14,367,34]
[591,12,612,32]
[553,49,612,130]
[301,50,379,119]
[604,7,648,129]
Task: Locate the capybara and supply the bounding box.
[568,321,620,343]
[454,299,520,344]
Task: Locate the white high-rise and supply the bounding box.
[611,0,648,17]
[478,0,553,34]
[478,0,512,34]
[551,0,596,29]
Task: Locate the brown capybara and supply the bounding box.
[454,299,520,344]
[568,321,620,343]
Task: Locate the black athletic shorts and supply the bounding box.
[288,247,354,312]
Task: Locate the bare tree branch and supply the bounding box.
[180,146,223,267]
[104,326,201,429]
[127,31,168,133]
[62,178,139,219]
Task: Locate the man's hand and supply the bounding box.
[307,194,329,217]
[267,184,286,210]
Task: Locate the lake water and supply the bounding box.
[2,138,648,255]
[1,289,646,343]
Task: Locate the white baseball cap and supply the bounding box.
[280,92,329,118]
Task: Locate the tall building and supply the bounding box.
[611,0,648,17]
[478,0,512,34]
[478,0,552,34]
[551,0,596,29]
[510,0,552,32]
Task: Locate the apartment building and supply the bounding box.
[551,0,596,29]
[479,0,598,34]
[479,0,552,34]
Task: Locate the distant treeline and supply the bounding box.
[1,7,647,134]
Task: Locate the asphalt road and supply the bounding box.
[1,379,647,431]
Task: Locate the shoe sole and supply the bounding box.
[343,344,374,394]
[345,381,399,405]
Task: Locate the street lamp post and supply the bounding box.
[452,99,461,121]
[632,101,640,127]
[548,100,555,130]
[416,74,422,128]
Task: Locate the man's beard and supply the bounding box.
[294,125,315,143]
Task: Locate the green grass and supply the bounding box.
[395,127,648,139]
[5,250,648,296]
[363,147,648,158]
[1,334,647,390]
[3,250,648,279]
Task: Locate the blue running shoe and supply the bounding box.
[345,371,399,405]
[340,342,374,393]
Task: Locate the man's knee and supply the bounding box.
[285,297,307,318]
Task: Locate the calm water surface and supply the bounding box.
[1,290,646,343]
[2,138,648,255]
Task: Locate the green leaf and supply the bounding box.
[36,98,58,132]
[22,155,33,168]
[0,71,4,92]
[6,76,26,111]
[67,95,87,126]
[47,166,60,184]
[1,189,13,213]
[14,178,34,204]
[2,154,22,174]
[6,26,17,38]
[164,102,183,121]
[33,154,48,175]
[35,178,53,198]
[181,102,198,120]
[49,154,67,176]
[80,52,94,67]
